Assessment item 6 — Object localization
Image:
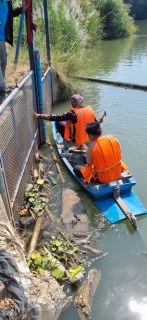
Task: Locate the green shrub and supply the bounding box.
[94,0,136,39]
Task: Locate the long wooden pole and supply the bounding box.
[76,76,147,92]
[47,137,65,183]
[27,216,44,259]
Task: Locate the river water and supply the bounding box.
[47,21,147,320]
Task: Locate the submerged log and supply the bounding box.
[38,162,44,178]
[47,137,65,183]
[34,168,39,179]
[29,209,36,220]
[74,233,92,245]
[82,245,102,256]
[73,233,88,238]
[45,208,57,222]
[76,76,147,92]
[27,216,44,259]
[43,183,58,198]
[38,153,50,163]
[75,268,101,319]
[58,229,75,249]
[48,187,58,198]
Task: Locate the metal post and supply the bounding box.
[43,0,53,106]
[25,0,43,145]
[29,42,44,145]
[35,49,46,142]
[15,12,25,64]
[43,0,51,66]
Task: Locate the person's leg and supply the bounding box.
[56,121,66,138]
[0,41,7,80]
[73,165,84,178]
[74,165,101,183]
[0,41,6,100]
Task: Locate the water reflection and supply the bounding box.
[83,21,147,84]
[130,299,147,320]
[84,36,136,77]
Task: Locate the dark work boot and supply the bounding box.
[0,90,6,105]
[0,89,6,100]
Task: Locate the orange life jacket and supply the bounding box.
[64,106,95,145]
[81,135,128,183]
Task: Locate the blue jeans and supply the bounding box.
[0,41,7,92]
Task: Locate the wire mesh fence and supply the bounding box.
[0,68,52,226]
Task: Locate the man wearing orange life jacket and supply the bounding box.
[64,101,95,145]
[33,94,104,147]
[73,122,129,183]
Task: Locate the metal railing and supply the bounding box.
[43,67,52,114]
[0,67,52,226]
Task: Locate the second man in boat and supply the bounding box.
[73,121,129,183]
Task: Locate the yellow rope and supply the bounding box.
[95,160,121,173]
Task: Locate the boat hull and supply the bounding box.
[94,190,147,223]
[52,122,147,223]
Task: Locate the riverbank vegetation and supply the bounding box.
[11,0,137,99]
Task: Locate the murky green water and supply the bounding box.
[47,21,147,320]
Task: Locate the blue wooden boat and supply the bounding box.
[52,122,147,227]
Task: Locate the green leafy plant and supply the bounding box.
[36,179,44,185]
[27,250,65,280]
[27,250,50,275]
[51,268,64,279]
[47,235,80,270]
[25,183,48,212]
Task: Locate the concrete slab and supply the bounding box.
[62,188,88,234]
